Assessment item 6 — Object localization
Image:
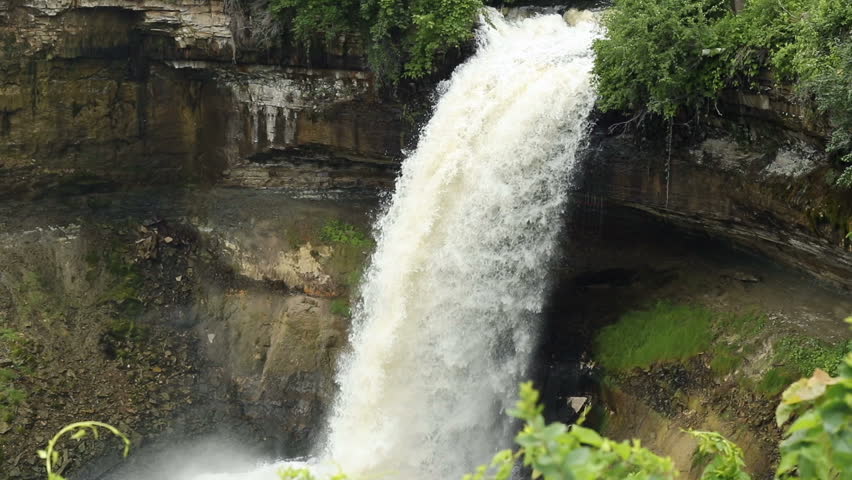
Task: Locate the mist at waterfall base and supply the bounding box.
[96,9,600,480]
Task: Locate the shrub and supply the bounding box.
[269,0,492,81]
[774,332,852,479]
[320,220,372,247]
[593,0,730,118]
[595,0,852,184]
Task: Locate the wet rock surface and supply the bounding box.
[0,0,402,199]
[579,114,852,290]
[0,189,376,479]
[2,0,847,297]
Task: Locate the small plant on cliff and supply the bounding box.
[320,220,372,248]
[688,431,750,480]
[330,298,351,317]
[0,328,30,422]
[773,335,846,377]
[39,421,130,480]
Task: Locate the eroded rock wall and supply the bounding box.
[0,0,400,198]
[580,104,852,290]
[0,190,375,478]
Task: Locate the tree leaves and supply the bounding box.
[776,351,852,479]
[269,0,484,81]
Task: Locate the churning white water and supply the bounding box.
[194,8,600,480]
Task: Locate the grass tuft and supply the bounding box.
[594,302,713,373]
[757,367,799,397]
[330,298,351,317]
[710,346,742,376]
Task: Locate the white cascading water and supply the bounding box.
[197,8,600,480]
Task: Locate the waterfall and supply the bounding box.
[198,8,600,480]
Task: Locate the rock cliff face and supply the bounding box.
[579,99,852,291]
[4,0,847,288]
[0,190,374,478]
[0,0,400,197]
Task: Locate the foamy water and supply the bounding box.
[152,9,600,480]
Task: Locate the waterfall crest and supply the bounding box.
[198,8,600,480]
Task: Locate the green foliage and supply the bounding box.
[0,328,30,422]
[759,367,800,397]
[330,298,351,317]
[277,466,349,480]
[468,376,851,480]
[38,421,130,480]
[688,430,750,480]
[269,0,359,44]
[772,0,852,186]
[462,449,518,480]
[595,0,852,182]
[269,0,489,81]
[773,335,847,377]
[98,247,143,304]
[593,0,730,117]
[714,310,766,338]
[468,383,760,480]
[594,302,713,373]
[17,271,60,322]
[507,382,678,480]
[320,220,372,248]
[774,324,852,479]
[755,334,847,397]
[0,374,26,422]
[105,317,145,342]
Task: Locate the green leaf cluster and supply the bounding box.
[38,421,130,480]
[773,335,847,377]
[689,431,750,480]
[320,220,372,248]
[507,382,678,480]
[774,349,852,479]
[467,371,852,480]
[269,0,499,81]
[594,0,852,184]
[593,0,730,118]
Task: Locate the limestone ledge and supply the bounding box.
[579,129,852,290]
[9,0,233,53]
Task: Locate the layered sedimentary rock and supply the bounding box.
[0,191,373,478]
[0,0,399,197]
[579,92,852,290]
